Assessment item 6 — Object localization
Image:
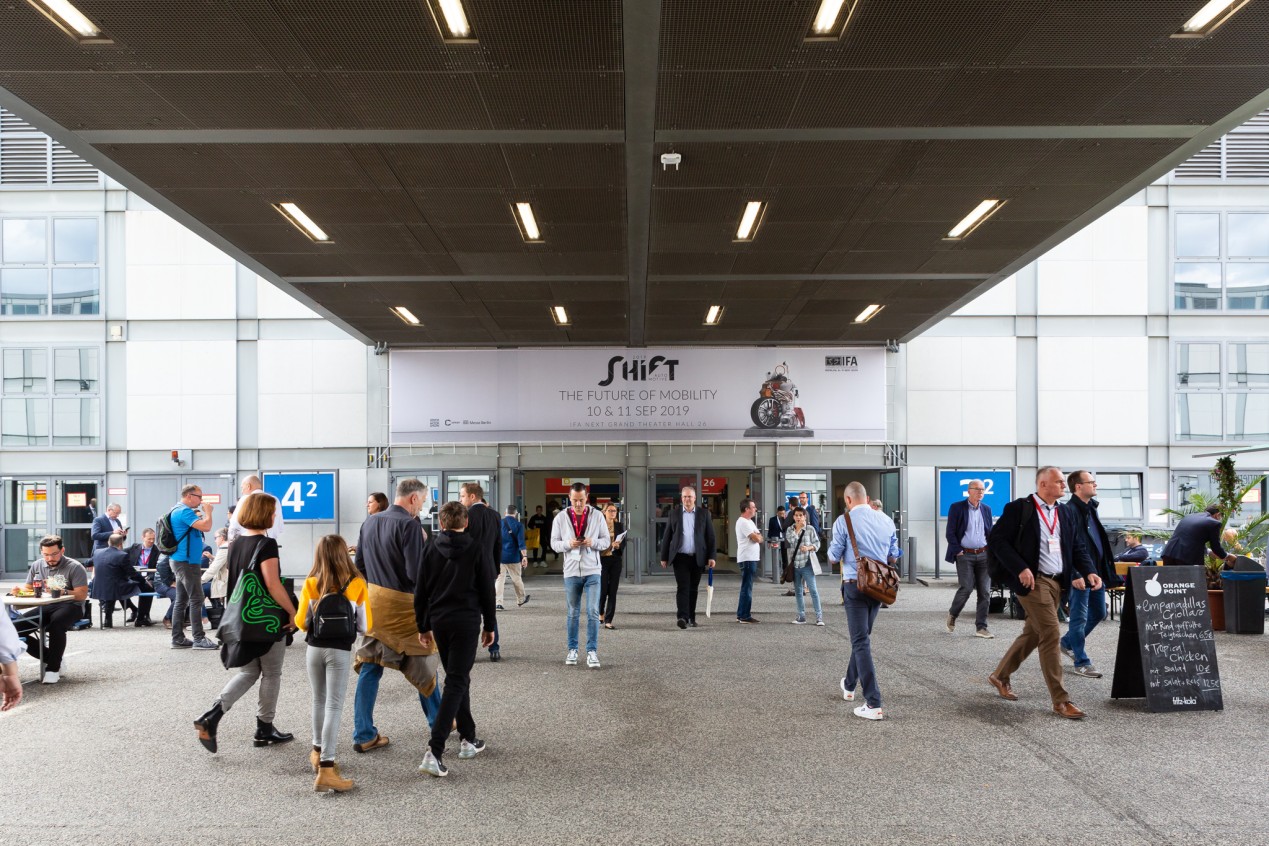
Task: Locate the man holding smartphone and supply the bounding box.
[170,485,217,650]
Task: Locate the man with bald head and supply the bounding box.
[987,466,1099,720]
[228,474,285,542]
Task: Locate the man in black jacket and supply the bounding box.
[658,486,716,629]
[767,505,789,580]
[1059,471,1119,679]
[90,534,150,628]
[1161,506,1236,567]
[414,501,497,778]
[987,466,1099,720]
[459,482,503,661]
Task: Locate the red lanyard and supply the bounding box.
[1034,498,1060,534]
[570,507,588,538]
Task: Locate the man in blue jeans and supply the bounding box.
[1059,470,1118,679]
[828,481,901,721]
[551,482,610,669]
[734,498,763,623]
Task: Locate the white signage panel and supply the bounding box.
[390,347,886,443]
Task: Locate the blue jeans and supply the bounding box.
[352,662,442,745]
[1059,586,1106,668]
[565,573,600,652]
[842,581,882,709]
[794,566,823,620]
[736,561,758,620]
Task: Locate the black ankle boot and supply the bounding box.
[254,719,294,747]
[195,702,224,753]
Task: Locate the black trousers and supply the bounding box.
[672,553,703,623]
[599,558,623,623]
[15,602,82,672]
[430,615,481,758]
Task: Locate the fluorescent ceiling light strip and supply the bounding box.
[552,305,569,325]
[705,305,723,325]
[854,304,883,324]
[437,0,471,36]
[811,0,847,34]
[1181,0,1244,32]
[515,202,541,241]
[736,201,764,240]
[947,199,1002,239]
[391,306,420,325]
[37,0,99,36]
[278,202,330,241]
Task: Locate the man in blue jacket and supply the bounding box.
[497,505,529,610]
[944,480,994,638]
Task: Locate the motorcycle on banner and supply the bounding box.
[750,362,807,430]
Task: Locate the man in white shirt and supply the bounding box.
[734,499,763,624]
[227,475,284,542]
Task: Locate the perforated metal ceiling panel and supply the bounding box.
[3,0,1269,347]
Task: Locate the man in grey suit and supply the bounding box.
[659,486,716,629]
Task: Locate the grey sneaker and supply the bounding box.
[792,617,807,625]
[565,649,578,665]
[946,614,956,634]
[418,749,448,777]
[815,618,825,626]
[975,628,995,639]
[1060,646,1075,660]
[192,637,219,650]
[459,738,486,759]
[586,650,600,669]
[1072,665,1103,678]
[170,638,194,649]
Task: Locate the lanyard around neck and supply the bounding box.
[1034,498,1059,534]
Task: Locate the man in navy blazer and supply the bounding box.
[767,506,789,573]
[944,480,994,637]
[91,503,126,557]
[1161,506,1236,567]
[987,467,1098,720]
[659,486,716,628]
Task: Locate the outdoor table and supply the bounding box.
[2,594,79,683]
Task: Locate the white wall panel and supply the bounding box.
[954,274,1016,316]
[907,390,962,444]
[257,275,319,319]
[257,339,368,448]
[126,339,236,449]
[1037,260,1093,314]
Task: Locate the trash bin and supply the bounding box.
[1220,570,1266,635]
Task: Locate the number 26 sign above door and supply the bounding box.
[262,472,337,522]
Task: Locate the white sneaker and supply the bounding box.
[853,704,884,721]
[815,618,825,627]
[839,677,855,702]
[792,617,806,625]
[42,670,60,684]
[417,749,448,777]
[586,651,600,669]
[565,649,578,665]
[458,738,486,759]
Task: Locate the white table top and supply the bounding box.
[2,593,80,608]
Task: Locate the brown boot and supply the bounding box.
[314,762,354,792]
[310,746,321,774]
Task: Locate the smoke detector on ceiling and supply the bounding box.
[660,152,682,171]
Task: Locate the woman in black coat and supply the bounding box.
[598,503,625,629]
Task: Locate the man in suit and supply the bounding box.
[124,529,158,626]
[459,482,503,662]
[767,505,790,581]
[1161,505,1236,567]
[1058,470,1121,679]
[944,479,995,638]
[987,466,1099,720]
[89,534,150,628]
[91,502,126,556]
[659,486,716,629]
[798,492,821,533]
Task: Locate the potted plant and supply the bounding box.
[45,574,68,598]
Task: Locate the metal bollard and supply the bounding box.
[907,536,918,584]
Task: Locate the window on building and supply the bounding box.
[0,346,100,446]
[1175,340,1269,441]
[1173,472,1266,522]
[1088,473,1143,523]
[1173,211,1269,312]
[0,216,99,315]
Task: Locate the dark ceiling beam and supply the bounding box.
[650,273,989,282]
[657,126,1204,143]
[623,0,660,348]
[77,129,623,144]
[286,275,626,284]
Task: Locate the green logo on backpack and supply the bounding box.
[229,571,282,633]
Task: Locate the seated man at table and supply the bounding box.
[126,528,160,626]
[9,535,89,684]
[91,533,152,628]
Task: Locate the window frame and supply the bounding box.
[0,214,102,319]
[1172,337,1269,444]
[0,343,103,450]
[1171,208,1269,313]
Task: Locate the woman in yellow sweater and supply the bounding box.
[296,535,371,792]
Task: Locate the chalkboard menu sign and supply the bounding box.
[1111,565,1223,712]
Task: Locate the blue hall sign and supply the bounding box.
[937,470,1013,519]
[263,472,337,522]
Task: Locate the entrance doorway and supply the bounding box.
[2,476,103,573]
[649,469,759,575]
[390,471,495,534]
[515,470,624,573]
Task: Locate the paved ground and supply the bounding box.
[2,575,1266,846]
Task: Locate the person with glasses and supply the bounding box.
[945,480,995,638]
[170,485,217,651]
[1059,471,1120,679]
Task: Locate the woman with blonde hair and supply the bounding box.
[296,535,371,792]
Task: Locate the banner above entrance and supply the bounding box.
[390,347,887,443]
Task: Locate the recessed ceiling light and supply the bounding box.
[550,305,570,326]
[513,202,543,243]
[735,201,767,242]
[25,0,111,43]
[854,304,884,324]
[424,0,476,42]
[391,306,421,326]
[274,202,332,243]
[945,199,1005,240]
[704,305,724,326]
[806,0,859,41]
[1173,0,1251,37]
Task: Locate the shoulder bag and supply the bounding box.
[843,510,899,606]
[218,538,287,644]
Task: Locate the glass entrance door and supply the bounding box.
[3,478,48,574]
[2,476,102,573]
[650,472,698,575]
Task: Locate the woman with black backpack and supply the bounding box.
[295,534,370,792]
